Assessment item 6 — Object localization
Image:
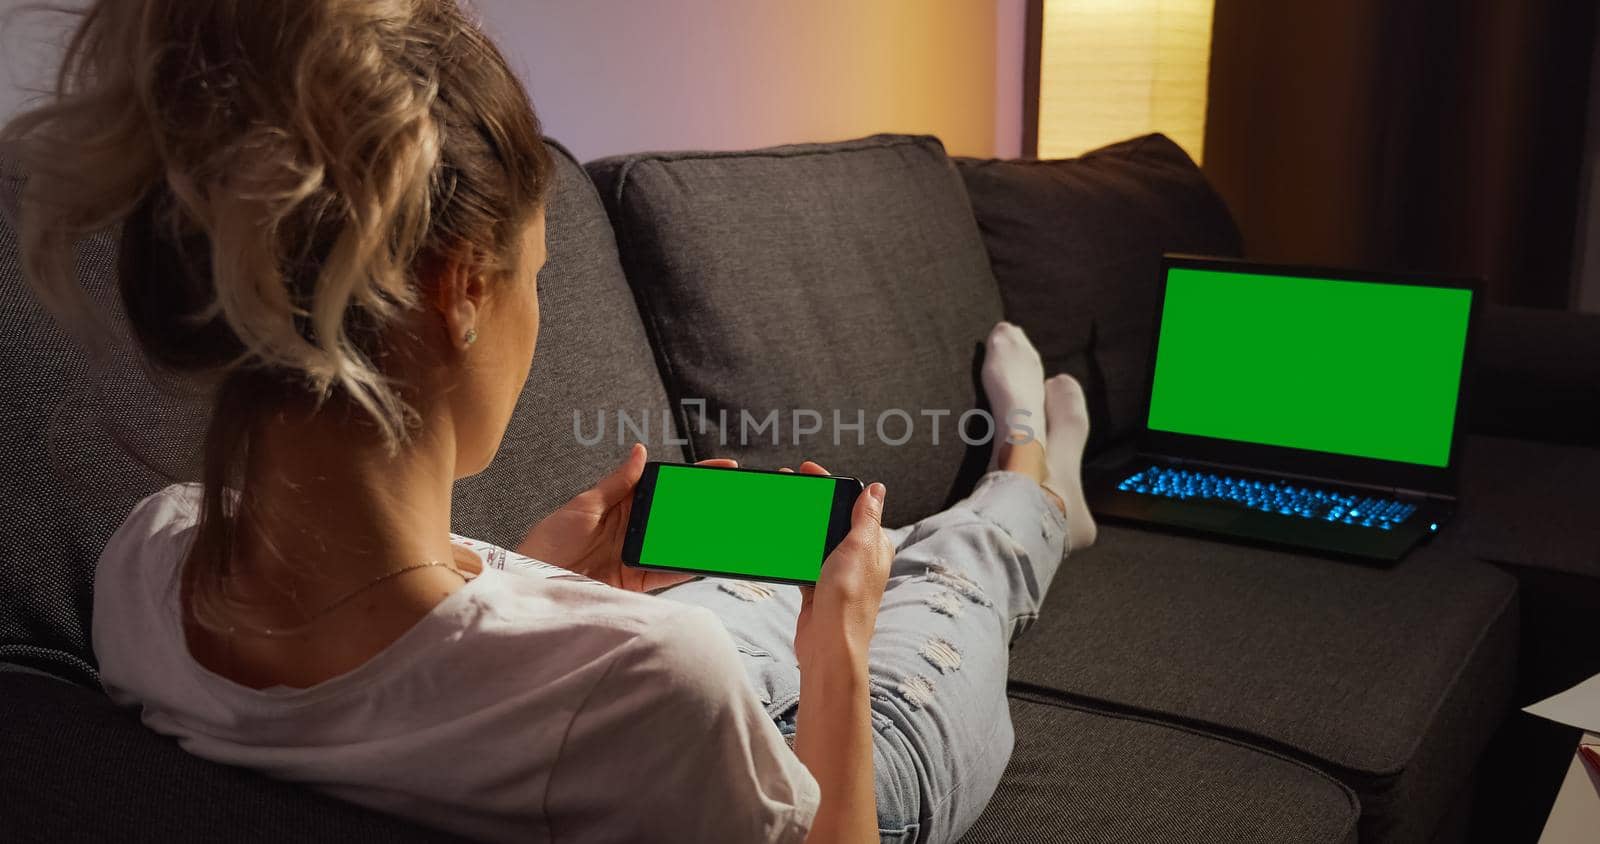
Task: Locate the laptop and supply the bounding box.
[1086,255,1478,562]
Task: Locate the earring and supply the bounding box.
[464,328,478,346]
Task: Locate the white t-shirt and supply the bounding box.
[93,484,820,842]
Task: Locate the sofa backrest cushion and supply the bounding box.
[588,135,1004,526]
[957,134,1243,454]
[0,141,674,679]
[0,206,193,684]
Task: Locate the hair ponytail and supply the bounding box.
[3,0,553,630]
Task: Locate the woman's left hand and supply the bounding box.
[515,443,736,592]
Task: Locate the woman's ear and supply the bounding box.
[424,248,488,352]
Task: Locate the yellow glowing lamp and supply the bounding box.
[1036,0,1215,163]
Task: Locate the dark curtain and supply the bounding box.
[1203,0,1598,307]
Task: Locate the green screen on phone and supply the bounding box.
[640,465,836,582]
[1147,267,1472,468]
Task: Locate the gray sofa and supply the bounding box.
[2,133,1597,843]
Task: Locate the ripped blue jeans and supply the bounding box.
[658,471,1070,844]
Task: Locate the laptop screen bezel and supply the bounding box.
[1138,255,1481,497]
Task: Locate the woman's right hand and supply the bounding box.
[787,461,890,843]
[790,462,891,690]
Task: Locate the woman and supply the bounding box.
[4,1,1096,841]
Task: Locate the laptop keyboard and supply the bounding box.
[1116,465,1418,529]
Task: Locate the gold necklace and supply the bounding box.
[224,559,473,639]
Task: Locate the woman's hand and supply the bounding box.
[514,443,737,592]
[786,460,890,844]
[790,461,891,681]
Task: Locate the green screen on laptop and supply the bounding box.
[1146,266,1472,468]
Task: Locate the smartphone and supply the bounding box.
[622,462,863,585]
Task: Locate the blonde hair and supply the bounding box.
[3,0,553,629]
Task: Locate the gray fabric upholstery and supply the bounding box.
[588,135,1004,526]
[1007,528,1518,844]
[1435,435,1600,577]
[450,141,683,548]
[0,166,207,684]
[0,671,463,843]
[956,135,1242,453]
[962,695,1359,844]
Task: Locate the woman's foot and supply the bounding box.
[980,322,1097,549]
[1043,374,1098,550]
[981,322,1047,472]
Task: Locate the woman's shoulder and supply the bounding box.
[92,484,206,707]
[450,534,603,584]
[452,537,717,644]
[457,565,739,698]
[96,483,203,588]
[471,561,722,652]
[126,481,204,527]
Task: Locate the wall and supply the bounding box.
[0,2,66,123]
[479,0,1017,160]
[0,0,1023,161]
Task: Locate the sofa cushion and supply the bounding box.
[0,670,461,842]
[588,135,1004,526]
[956,134,1242,454]
[963,694,1359,844]
[1007,528,1517,844]
[1435,435,1600,577]
[1,670,1362,844]
[449,141,684,548]
[0,140,672,676]
[0,167,197,683]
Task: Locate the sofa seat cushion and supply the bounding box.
[0,670,460,842]
[1007,528,1518,844]
[449,141,684,548]
[956,134,1242,454]
[963,694,1359,844]
[588,135,1004,526]
[1434,435,1600,577]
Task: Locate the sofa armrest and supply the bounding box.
[0,671,460,842]
[1467,305,1600,447]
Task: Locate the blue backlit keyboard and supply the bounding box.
[1116,465,1418,530]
